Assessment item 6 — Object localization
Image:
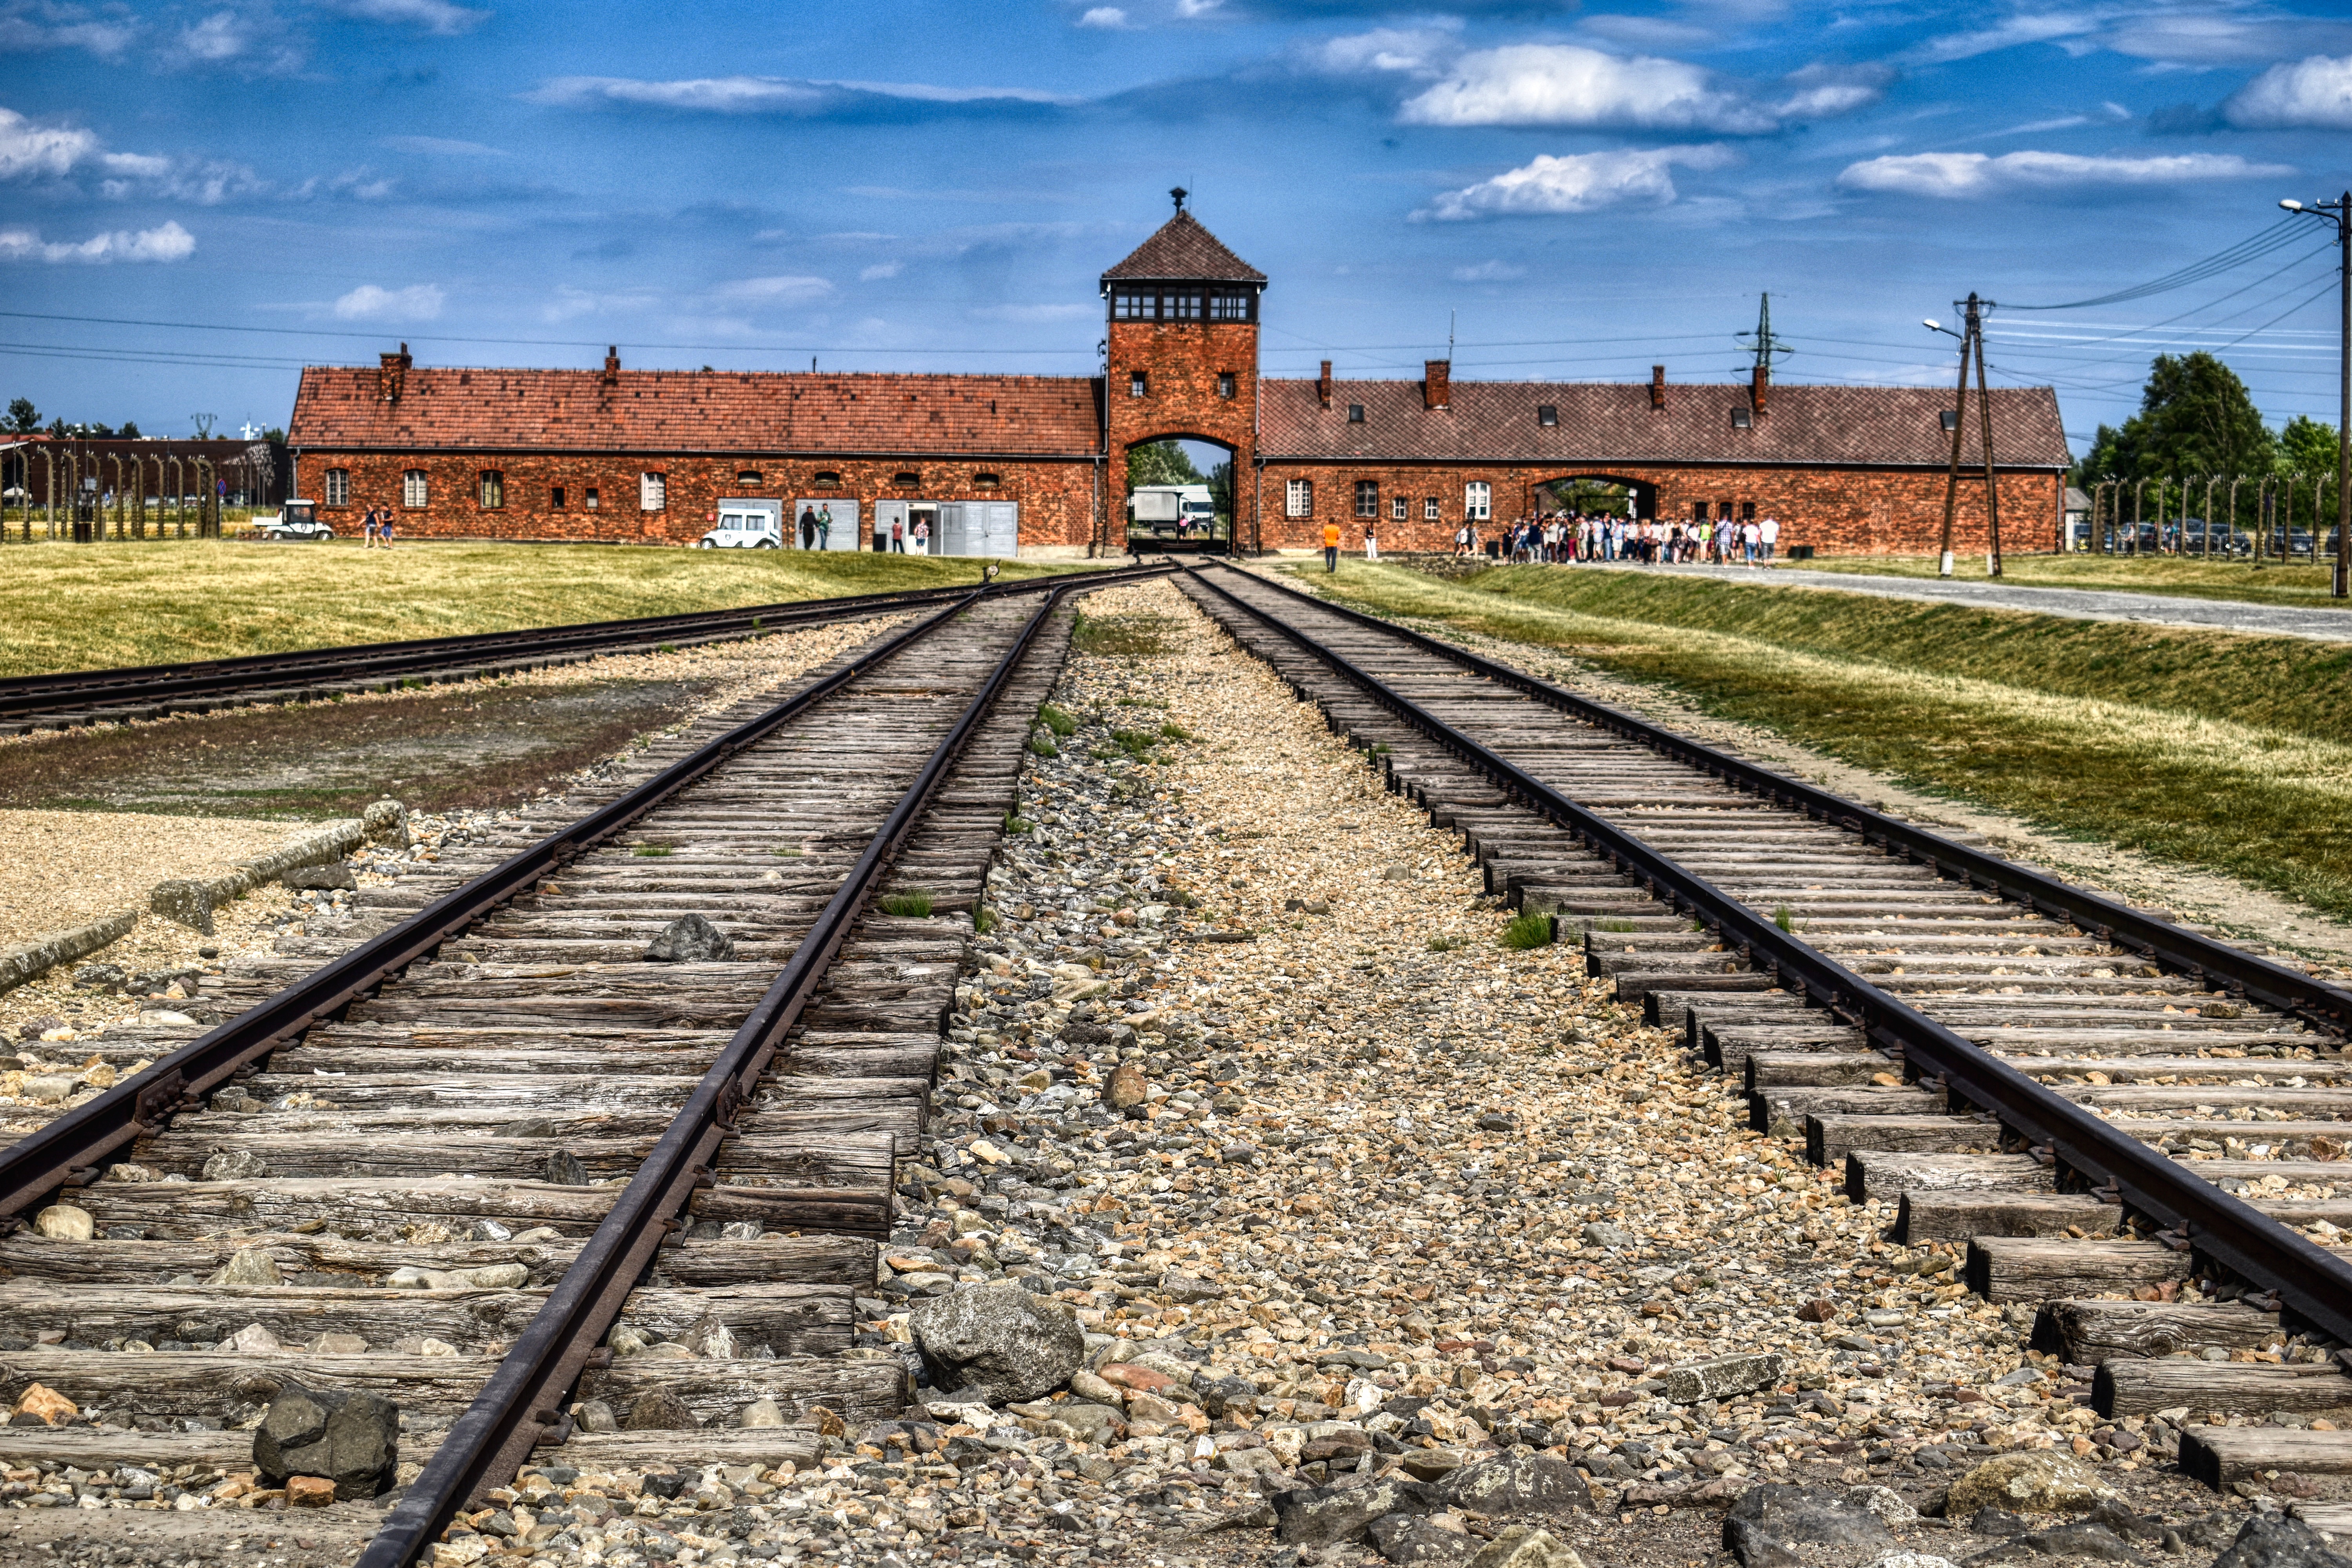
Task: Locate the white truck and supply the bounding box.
[1129,484,1216,537]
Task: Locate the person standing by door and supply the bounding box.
[1363,520,1378,562]
[1323,517,1341,572]
[911,515,929,555]
[816,504,833,550]
[798,505,817,550]
[891,514,906,552]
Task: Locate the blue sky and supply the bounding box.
[5,0,2351,454]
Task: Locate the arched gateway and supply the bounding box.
[287,199,2068,557]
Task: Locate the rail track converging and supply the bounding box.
[0,572,1091,736]
[0,563,1170,1566]
[1176,559,2352,1503]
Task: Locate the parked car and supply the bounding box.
[2178,519,2250,555]
[2259,527,2317,558]
[257,500,331,541]
[697,506,782,549]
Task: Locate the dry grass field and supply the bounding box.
[1292,561,2352,922]
[0,538,1079,678]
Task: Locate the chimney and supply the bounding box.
[1751,361,1769,415]
[602,345,621,386]
[1423,359,1450,411]
[1318,360,1333,409]
[1650,365,1666,411]
[377,343,412,404]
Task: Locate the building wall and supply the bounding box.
[294,450,1103,549]
[1252,461,2065,555]
[1107,319,1258,548]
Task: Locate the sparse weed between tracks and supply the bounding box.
[0,540,1081,678]
[1296,561,2352,921]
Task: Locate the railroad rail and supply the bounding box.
[0,568,1119,735]
[0,563,1167,1565]
[1178,559,2352,1494]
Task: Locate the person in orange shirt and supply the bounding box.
[1323,518,1341,572]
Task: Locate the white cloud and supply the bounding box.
[381,135,506,156]
[182,9,255,59]
[0,2,138,57]
[1419,145,1736,220]
[1772,62,1892,120]
[1450,260,1524,281]
[2226,53,2352,130]
[0,107,98,178]
[1401,44,1773,132]
[0,219,194,262]
[316,0,488,34]
[859,261,902,281]
[528,74,1071,113]
[332,282,445,320]
[1837,149,2289,198]
[1578,14,1715,51]
[1174,0,1221,16]
[1076,5,1129,27]
[1310,24,1461,77]
[1906,11,2102,66]
[713,275,834,304]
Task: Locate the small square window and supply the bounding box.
[1940,409,1959,431]
[1130,372,1147,398]
[1537,405,1557,426]
[1218,372,1236,400]
[1347,404,1365,423]
[737,470,763,485]
[1732,407,1752,428]
[1208,293,1250,322]
[1354,480,1379,518]
[1423,497,1440,521]
[1742,502,1757,521]
[552,485,566,509]
[1390,496,1406,521]
[585,486,600,510]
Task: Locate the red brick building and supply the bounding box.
[287,198,2068,557]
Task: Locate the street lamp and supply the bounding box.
[1924,314,1968,577]
[2281,194,2351,598]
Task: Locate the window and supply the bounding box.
[1390,496,1407,522]
[974,472,1000,488]
[1464,482,1490,521]
[402,470,427,508]
[1742,502,1757,522]
[812,471,841,487]
[1164,292,1202,321]
[323,468,350,507]
[639,471,664,511]
[1347,404,1365,424]
[1731,406,1752,429]
[1208,292,1250,323]
[552,485,566,510]
[1218,372,1236,400]
[1354,480,1379,518]
[479,470,505,509]
[1423,497,1440,521]
[737,470,763,485]
[1129,372,1147,398]
[1940,409,1959,432]
[893,470,920,487]
[585,486,600,510]
[1113,290,1154,321]
[1693,501,1709,521]
[1537,405,1558,427]
[1285,479,1313,519]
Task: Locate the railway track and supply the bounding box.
[0,571,1092,737]
[0,564,1167,1566]
[1176,560,2352,1508]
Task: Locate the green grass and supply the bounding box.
[1072,610,1172,657]
[880,890,935,918]
[1027,737,1059,758]
[1796,552,2352,612]
[1426,934,1468,953]
[1773,904,1798,934]
[0,538,1085,678]
[1036,704,1078,737]
[633,843,675,858]
[1289,561,2352,922]
[1597,916,1637,933]
[1501,911,1557,949]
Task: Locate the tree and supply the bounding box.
[2072,351,2275,525]
[5,397,37,434]
[2279,414,2338,477]
[118,420,140,439]
[1126,439,1204,489]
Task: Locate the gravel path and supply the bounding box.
[1604,562,2352,643]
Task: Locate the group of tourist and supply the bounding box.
[1446,510,1780,566]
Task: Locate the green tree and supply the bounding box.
[5,397,38,434]
[2073,352,2276,528]
[118,420,141,439]
[2278,415,2339,478]
[1126,439,1203,489]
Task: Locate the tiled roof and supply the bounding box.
[1100,212,1267,285]
[1261,377,2069,470]
[289,367,1104,455]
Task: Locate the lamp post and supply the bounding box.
[2281,195,2351,598]
[1925,302,1982,578]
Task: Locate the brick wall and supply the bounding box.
[293,451,1102,549]
[1251,461,2065,555]
[1107,319,1257,548]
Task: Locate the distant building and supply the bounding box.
[287,200,2068,557]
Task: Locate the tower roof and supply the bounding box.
[1101,210,1266,287]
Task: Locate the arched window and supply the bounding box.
[974,472,1001,488]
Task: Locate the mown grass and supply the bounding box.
[1287,561,2352,922]
[1799,552,2351,612]
[0,539,1084,678]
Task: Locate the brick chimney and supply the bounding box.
[1318,360,1333,409]
[377,343,411,404]
[1751,361,1768,415]
[602,345,621,387]
[1650,365,1666,411]
[1423,359,1450,411]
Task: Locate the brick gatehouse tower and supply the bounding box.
[1101,189,1265,545]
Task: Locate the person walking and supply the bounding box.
[799,505,817,550]
[361,509,379,549]
[379,511,394,550]
[1742,516,1760,566]
[1323,517,1341,572]
[816,504,833,551]
[1759,514,1779,561]
[1454,521,1472,558]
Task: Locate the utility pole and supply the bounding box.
[1925,295,1993,577]
[2281,192,2351,597]
[1973,307,2002,576]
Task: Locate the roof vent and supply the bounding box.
[1940,409,1959,432]
[1731,406,1752,429]
[1347,404,1365,424]
[1537,405,1557,427]
[602,345,620,387]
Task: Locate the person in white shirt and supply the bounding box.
[1741,518,1762,565]
[1759,515,1780,561]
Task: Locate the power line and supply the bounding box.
[2005,216,2314,311]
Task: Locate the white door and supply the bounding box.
[873,500,906,552]
[983,501,1019,558]
[822,499,861,551]
[936,503,968,557]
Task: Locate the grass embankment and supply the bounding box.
[1287,562,2352,922]
[1798,552,2349,611]
[0,540,1083,678]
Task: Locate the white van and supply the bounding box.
[698,499,784,549]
